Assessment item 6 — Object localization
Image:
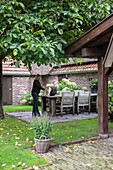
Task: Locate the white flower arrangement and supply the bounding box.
[46,83,54,87]
[62,78,70,83]
[108,81,111,85]
[62,87,70,91]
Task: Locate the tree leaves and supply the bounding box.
[0,0,113,69]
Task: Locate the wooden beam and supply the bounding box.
[81,48,104,57]
[98,56,108,134]
[65,13,113,55]
[104,33,113,68]
[105,64,113,75]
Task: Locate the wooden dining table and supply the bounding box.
[41,93,97,117]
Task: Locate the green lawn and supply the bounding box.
[0,115,113,170]
[3,105,41,112]
[50,118,113,143]
[0,115,47,170]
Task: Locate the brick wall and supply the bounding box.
[41,71,113,91]
[41,75,58,87]
[41,72,98,90]
[11,71,113,105]
[12,76,34,105]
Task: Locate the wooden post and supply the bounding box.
[98,56,108,134]
[49,98,56,117]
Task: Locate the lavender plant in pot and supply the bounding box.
[30,114,53,153]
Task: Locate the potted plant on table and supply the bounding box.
[89,79,98,93]
[30,114,53,153]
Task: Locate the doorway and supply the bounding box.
[3,77,12,105]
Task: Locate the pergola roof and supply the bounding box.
[65,13,113,58]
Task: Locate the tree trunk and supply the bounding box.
[0,57,4,119]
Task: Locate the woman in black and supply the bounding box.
[32,74,45,116]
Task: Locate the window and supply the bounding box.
[88,77,93,85]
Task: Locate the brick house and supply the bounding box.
[2,58,113,105]
[2,59,32,105]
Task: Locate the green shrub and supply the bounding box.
[20,90,44,106]
[20,91,33,105]
[108,80,113,120]
[82,86,87,91]
[46,78,81,94]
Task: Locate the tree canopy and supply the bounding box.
[0,0,113,68]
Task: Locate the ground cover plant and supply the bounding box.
[0,115,113,170]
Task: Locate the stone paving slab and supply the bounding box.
[6,111,98,123]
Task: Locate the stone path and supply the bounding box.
[38,138,113,170]
[6,111,98,123]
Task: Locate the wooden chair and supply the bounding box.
[61,91,75,116]
[77,92,91,114]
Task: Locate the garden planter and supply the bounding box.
[91,88,98,93]
[34,136,52,153]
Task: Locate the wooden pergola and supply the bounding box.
[65,13,113,134]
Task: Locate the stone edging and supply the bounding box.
[50,134,113,147]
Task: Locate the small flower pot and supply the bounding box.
[34,136,52,153]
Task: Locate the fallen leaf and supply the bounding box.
[0,128,3,131]
[2,164,6,166]
[18,162,21,165]
[65,148,70,152]
[30,141,33,143]
[22,163,25,166]
[26,137,29,143]
[15,136,20,140]
[18,144,22,146]
[15,141,18,145]
[66,137,69,139]
[87,140,92,143]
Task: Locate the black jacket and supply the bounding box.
[32,80,44,94]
